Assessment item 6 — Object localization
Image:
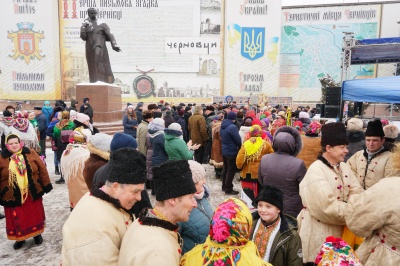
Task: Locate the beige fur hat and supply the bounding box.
[188,160,206,183]
[347,118,364,131]
[383,125,399,139]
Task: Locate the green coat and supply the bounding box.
[53,121,76,139]
[164,129,194,160]
[251,213,303,266]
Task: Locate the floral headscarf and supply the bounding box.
[270,118,286,136]
[306,121,322,136]
[315,236,362,266]
[56,111,71,129]
[12,113,30,133]
[249,125,262,138]
[180,198,269,266]
[293,121,304,134]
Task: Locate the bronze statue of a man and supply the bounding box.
[80,8,121,83]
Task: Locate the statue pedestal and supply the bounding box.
[76,83,123,122]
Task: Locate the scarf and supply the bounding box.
[56,119,71,129]
[8,149,29,204]
[2,117,14,127]
[253,216,281,259]
[243,137,265,163]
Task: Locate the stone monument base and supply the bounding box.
[76,82,123,123]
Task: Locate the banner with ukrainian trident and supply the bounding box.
[0,1,61,101]
[224,0,282,97]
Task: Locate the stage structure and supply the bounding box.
[339,35,400,120]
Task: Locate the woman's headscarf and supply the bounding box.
[12,113,30,133]
[180,198,269,266]
[56,111,71,129]
[5,134,29,204]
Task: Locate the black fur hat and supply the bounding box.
[365,119,384,137]
[107,148,147,184]
[253,185,284,211]
[152,160,196,201]
[321,122,349,147]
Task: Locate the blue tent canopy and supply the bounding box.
[342,76,400,103]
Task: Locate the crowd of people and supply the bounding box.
[1,99,400,265]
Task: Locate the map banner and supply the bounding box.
[280,5,381,102]
[224,0,282,97]
[0,1,61,101]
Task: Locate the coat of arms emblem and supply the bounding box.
[241,27,265,61]
[7,22,45,64]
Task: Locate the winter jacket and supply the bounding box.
[174,115,189,143]
[345,177,400,266]
[210,120,223,168]
[135,108,143,124]
[164,128,194,160]
[62,187,133,266]
[345,130,365,162]
[347,147,397,189]
[137,121,149,155]
[297,156,363,263]
[36,113,48,140]
[145,134,153,180]
[0,147,52,207]
[149,130,169,166]
[42,104,53,125]
[259,126,306,217]
[122,114,138,138]
[251,214,303,266]
[237,139,273,180]
[296,135,321,169]
[220,119,241,157]
[188,113,209,146]
[83,103,94,124]
[118,209,181,266]
[178,190,213,254]
[83,142,110,190]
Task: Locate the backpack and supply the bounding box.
[60,130,73,144]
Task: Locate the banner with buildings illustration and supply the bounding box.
[59,0,221,103]
[0,1,61,100]
[280,4,381,102]
[224,0,282,97]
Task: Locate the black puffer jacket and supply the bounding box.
[258,126,306,217]
[345,130,365,162]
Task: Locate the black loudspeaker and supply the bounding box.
[325,87,341,106]
[325,105,340,118]
[316,104,325,117]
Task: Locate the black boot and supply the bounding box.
[55,175,65,184]
[55,166,60,175]
[13,240,25,250]
[34,235,43,245]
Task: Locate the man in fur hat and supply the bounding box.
[62,148,147,265]
[297,122,363,265]
[345,143,400,265]
[347,119,397,190]
[118,160,198,265]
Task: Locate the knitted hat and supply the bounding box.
[153,111,162,118]
[75,113,90,124]
[165,110,172,116]
[127,105,134,110]
[89,133,112,152]
[137,102,144,108]
[227,111,237,121]
[110,132,138,151]
[347,118,364,131]
[365,120,385,137]
[108,148,146,184]
[188,160,206,183]
[153,160,196,201]
[148,118,165,131]
[321,122,349,147]
[34,106,42,110]
[299,111,309,119]
[253,185,284,210]
[178,109,185,116]
[69,110,78,121]
[383,125,399,139]
[306,121,322,137]
[249,125,262,137]
[168,122,181,131]
[277,111,285,117]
